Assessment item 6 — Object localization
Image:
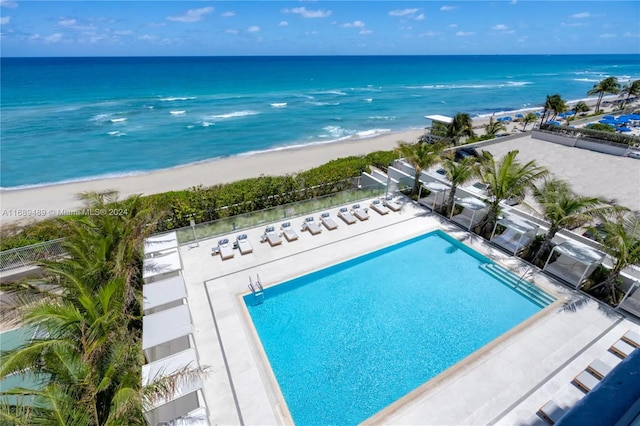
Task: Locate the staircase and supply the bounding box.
[479,263,555,308]
[248,275,264,305]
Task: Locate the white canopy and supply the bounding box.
[496,215,538,234]
[143,304,192,350]
[455,196,487,211]
[142,348,202,409]
[543,240,605,288]
[143,250,182,280]
[167,407,209,426]
[144,275,187,312]
[425,181,449,192]
[424,114,453,124]
[145,231,179,256]
[553,241,604,265]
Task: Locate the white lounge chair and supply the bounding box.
[586,358,615,380]
[236,234,253,255]
[352,204,369,221]
[262,226,282,246]
[338,207,357,224]
[320,213,338,230]
[538,400,566,425]
[610,339,636,358]
[572,370,600,393]
[383,197,402,212]
[218,238,234,260]
[621,330,640,347]
[281,222,298,242]
[301,217,322,235]
[370,200,390,215]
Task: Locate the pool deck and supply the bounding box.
[177,197,639,426]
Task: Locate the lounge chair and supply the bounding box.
[621,330,640,347]
[301,217,322,235]
[610,339,636,358]
[281,222,298,242]
[572,370,600,393]
[236,234,253,255]
[262,226,282,246]
[538,400,566,425]
[338,207,357,225]
[218,238,234,260]
[586,358,614,380]
[352,204,369,221]
[383,197,402,212]
[320,212,338,230]
[370,200,390,215]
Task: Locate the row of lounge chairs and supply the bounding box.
[211,235,254,260]
[537,329,639,424]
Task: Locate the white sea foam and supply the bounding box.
[573,78,600,83]
[306,101,340,106]
[364,98,373,102]
[90,113,111,123]
[110,118,127,123]
[201,121,214,127]
[356,128,391,138]
[107,131,127,137]
[170,110,186,115]
[206,110,260,119]
[159,96,197,102]
[368,116,396,121]
[408,81,532,90]
[312,90,348,96]
[270,102,287,108]
[321,125,356,139]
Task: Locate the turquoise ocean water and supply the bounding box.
[1,55,639,188]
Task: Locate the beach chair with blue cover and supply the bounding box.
[218,238,234,260]
[301,217,322,235]
[280,222,298,242]
[352,204,369,221]
[320,212,338,230]
[236,234,253,255]
[261,226,282,246]
[370,199,390,215]
[338,207,357,225]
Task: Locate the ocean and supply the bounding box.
[1,55,639,189]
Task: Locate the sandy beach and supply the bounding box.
[0,129,425,224]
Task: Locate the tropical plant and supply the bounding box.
[484,116,506,137]
[571,101,590,120]
[588,212,640,304]
[586,123,616,133]
[521,112,537,131]
[0,192,205,425]
[476,150,549,237]
[540,94,567,124]
[395,142,444,196]
[587,76,621,114]
[619,79,640,109]
[445,112,476,146]
[440,155,479,216]
[530,179,622,265]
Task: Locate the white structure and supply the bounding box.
[144,231,179,258]
[423,114,453,143]
[143,250,182,282]
[419,181,449,210]
[543,241,605,288]
[490,215,539,255]
[450,196,489,231]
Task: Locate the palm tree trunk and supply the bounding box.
[533,226,558,265]
[596,92,604,113]
[413,170,421,195]
[444,185,457,216]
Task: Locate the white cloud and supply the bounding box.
[360,29,373,35]
[220,11,235,17]
[510,0,517,4]
[623,32,640,38]
[399,26,413,31]
[247,25,260,33]
[571,12,591,19]
[58,18,77,27]
[29,34,40,40]
[389,8,418,16]
[455,31,474,36]
[517,36,528,43]
[225,29,239,35]
[0,0,18,9]
[139,34,157,41]
[278,21,288,26]
[114,30,133,35]
[599,33,616,38]
[491,24,508,30]
[440,6,458,11]
[305,30,318,35]
[45,33,62,43]
[419,31,440,37]
[342,20,365,28]
[415,13,425,21]
[0,16,9,25]
[282,7,331,18]
[561,22,588,27]
[167,7,214,23]
[449,23,458,28]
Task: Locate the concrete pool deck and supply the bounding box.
[177,197,639,425]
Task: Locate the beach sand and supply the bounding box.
[0,129,425,224]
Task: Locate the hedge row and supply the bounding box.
[539,123,639,146]
[0,150,398,251]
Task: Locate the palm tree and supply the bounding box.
[571,101,590,121]
[440,155,479,216]
[540,94,565,125]
[587,76,621,114]
[445,112,476,146]
[476,150,549,237]
[530,179,622,265]
[395,141,443,196]
[521,112,537,131]
[619,79,640,109]
[588,212,640,304]
[484,116,506,137]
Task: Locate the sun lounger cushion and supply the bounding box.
[384,198,402,211]
[572,370,600,393]
[320,213,338,230]
[236,234,253,254]
[621,330,640,347]
[610,339,636,358]
[338,207,357,225]
[586,358,614,380]
[352,205,369,221]
[538,400,566,425]
[370,200,390,215]
[218,239,234,260]
[283,228,298,241]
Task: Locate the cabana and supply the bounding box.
[143,250,182,282]
[423,114,453,143]
[419,181,449,210]
[490,215,539,255]
[144,231,179,257]
[143,304,193,362]
[618,280,640,318]
[143,274,188,314]
[450,196,488,231]
[543,241,605,288]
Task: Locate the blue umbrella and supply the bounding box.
[603,115,615,120]
[548,121,561,126]
[618,127,632,132]
[534,111,542,117]
[503,116,513,121]
[515,113,524,118]
[599,119,619,126]
[627,113,640,120]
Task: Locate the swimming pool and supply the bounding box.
[244,230,553,425]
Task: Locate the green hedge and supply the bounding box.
[0,151,396,251]
[539,123,639,146]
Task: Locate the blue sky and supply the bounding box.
[1,1,639,56]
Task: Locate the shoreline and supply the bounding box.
[0,128,425,225]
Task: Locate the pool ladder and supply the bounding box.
[248,274,265,304]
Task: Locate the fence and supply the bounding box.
[0,238,66,272]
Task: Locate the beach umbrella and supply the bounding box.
[503,116,513,121]
[603,115,615,120]
[598,119,618,126]
[534,112,541,117]
[627,113,640,120]
[618,127,632,132]
[548,121,561,126]
[515,113,524,118]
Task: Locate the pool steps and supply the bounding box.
[479,263,555,308]
[248,274,265,304]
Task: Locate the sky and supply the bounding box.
[0,1,639,57]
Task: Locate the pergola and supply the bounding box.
[143,250,183,282]
[490,215,539,255]
[419,180,450,210]
[143,274,188,314]
[543,241,605,288]
[144,231,178,257]
[450,196,489,231]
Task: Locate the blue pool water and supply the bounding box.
[244,231,549,425]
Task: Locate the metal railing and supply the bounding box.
[0,238,66,272]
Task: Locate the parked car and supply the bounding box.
[454,147,480,162]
